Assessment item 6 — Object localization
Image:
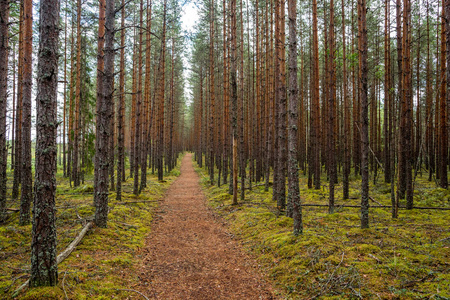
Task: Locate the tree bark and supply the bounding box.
[0,0,9,223]
[358,0,369,229]
[30,0,60,285]
[116,0,125,201]
[94,0,115,228]
[287,0,302,234]
[19,0,33,225]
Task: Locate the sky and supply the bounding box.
[180,2,200,106]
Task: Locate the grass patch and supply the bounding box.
[1,155,183,299]
[195,161,450,299]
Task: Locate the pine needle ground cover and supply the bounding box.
[1,158,182,300]
[196,164,450,299]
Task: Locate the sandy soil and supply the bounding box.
[136,153,277,299]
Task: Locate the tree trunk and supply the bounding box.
[312,0,321,190]
[230,0,238,205]
[30,0,60,286]
[358,0,369,229]
[95,0,105,204]
[12,0,23,200]
[94,0,115,228]
[209,0,215,185]
[116,0,125,201]
[287,0,302,234]
[0,0,9,223]
[19,0,33,225]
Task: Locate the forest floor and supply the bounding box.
[195,161,450,299]
[135,153,277,299]
[1,158,181,299]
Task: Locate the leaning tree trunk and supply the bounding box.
[94,0,115,228]
[30,0,60,286]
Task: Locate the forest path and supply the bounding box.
[136,153,276,299]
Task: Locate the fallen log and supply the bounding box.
[13,222,93,296]
[6,208,19,212]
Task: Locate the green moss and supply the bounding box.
[195,160,450,299]
[19,287,65,300]
[2,154,184,299]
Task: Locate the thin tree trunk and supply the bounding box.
[342,0,350,200]
[134,0,144,194]
[94,0,105,204]
[0,0,9,223]
[209,0,215,185]
[19,0,33,225]
[230,0,238,205]
[116,0,125,201]
[140,0,152,192]
[312,0,321,190]
[12,0,23,200]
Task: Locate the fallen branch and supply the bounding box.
[369,196,383,206]
[6,208,19,212]
[13,222,93,296]
[62,271,68,300]
[57,222,93,264]
[116,222,138,228]
[115,200,159,205]
[114,288,150,300]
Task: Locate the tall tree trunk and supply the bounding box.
[140,0,152,192]
[95,0,105,204]
[230,0,238,205]
[396,0,405,199]
[63,6,68,178]
[31,0,60,286]
[94,0,115,228]
[439,0,448,188]
[328,0,337,213]
[12,0,23,200]
[287,0,302,234]
[11,43,15,172]
[312,0,321,190]
[403,0,414,207]
[358,0,369,229]
[116,0,125,201]
[0,0,9,223]
[342,0,350,200]
[134,0,144,194]
[72,0,82,187]
[209,0,215,185]
[19,0,33,225]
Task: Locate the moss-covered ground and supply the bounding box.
[195,163,450,299]
[1,156,182,299]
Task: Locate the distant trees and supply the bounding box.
[188,0,450,232]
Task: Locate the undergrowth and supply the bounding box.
[1,155,182,299]
[195,161,450,299]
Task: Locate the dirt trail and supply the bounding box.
[136,153,276,299]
